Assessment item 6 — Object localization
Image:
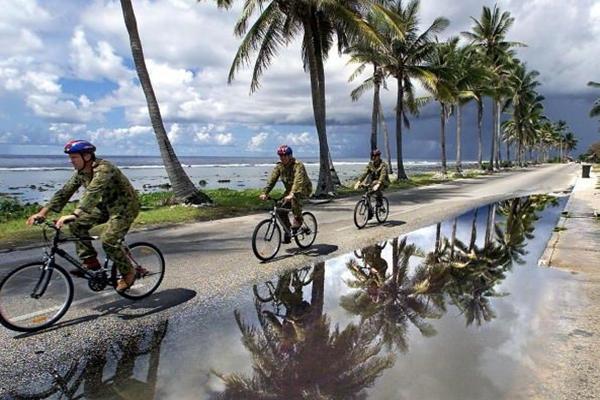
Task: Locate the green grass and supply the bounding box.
[0,170,484,248]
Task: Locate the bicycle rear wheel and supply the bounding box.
[353,199,369,229]
[375,197,390,223]
[294,212,317,249]
[0,262,73,332]
[116,242,165,300]
[252,219,281,261]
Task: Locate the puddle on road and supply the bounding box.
[7,194,576,399]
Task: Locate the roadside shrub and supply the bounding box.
[0,196,39,223]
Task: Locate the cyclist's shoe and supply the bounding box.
[71,257,101,277]
[368,210,374,220]
[116,270,136,292]
[135,265,150,278]
[282,233,292,244]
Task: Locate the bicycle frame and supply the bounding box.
[33,222,112,297]
[267,199,295,237]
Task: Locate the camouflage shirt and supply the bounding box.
[45,159,139,217]
[263,158,313,197]
[358,160,390,186]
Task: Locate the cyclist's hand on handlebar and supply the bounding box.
[27,211,47,225]
[353,182,361,190]
[372,183,381,192]
[259,193,269,201]
[283,193,294,203]
[55,214,77,229]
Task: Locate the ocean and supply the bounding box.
[0,155,466,204]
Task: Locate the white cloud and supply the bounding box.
[194,128,234,146]
[214,132,233,145]
[0,131,31,144]
[281,132,317,146]
[0,0,51,57]
[247,131,269,151]
[69,27,131,82]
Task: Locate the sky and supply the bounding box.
[0,0,598,159]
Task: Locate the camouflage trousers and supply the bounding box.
[277,193,305,231]
[69,207,139,274]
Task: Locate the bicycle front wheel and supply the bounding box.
[353,199,369,229]
[376,197,390,223]
[252,219,281,261]
[0,262,73,332]
[117,242,165,300]
[294,212,317,249]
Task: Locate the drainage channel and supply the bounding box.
[4,194,578,400]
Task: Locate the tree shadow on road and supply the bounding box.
[14,288,196,339]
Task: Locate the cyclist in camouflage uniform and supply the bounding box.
[354,149,390,206]
[27,140,140,292]
[260,145,313,243]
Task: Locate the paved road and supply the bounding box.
[0,163,579,391]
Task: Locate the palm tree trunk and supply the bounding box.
[378,102,393,175]
[303,20,333,197]
[328,149,341,186]
[485,203,494,246]
[395,76,408,180]
[371,66,380,152]
[120,0,210,204]
[440,103,447,176]
[495,99,501,169]
[450,217,457,260]
[456,103,463,174]
[477,99,483,170]
[312,20,340,189]
[488,100,497,172]
[469,207,478,252]
[310,262,325,317]
[435,223,441,256]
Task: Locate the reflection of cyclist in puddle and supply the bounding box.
[260,271,314,354]
[353,244,388,303]
[15,321,168,399]
[84,322,167,398]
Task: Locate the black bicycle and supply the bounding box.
[353,185,389,229]
[0,220,165,332]
[252,197,318,261]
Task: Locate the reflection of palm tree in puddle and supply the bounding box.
[13,321,168,400]
[416,195,558,326]
[214,263,395,399]
[341,239,442,352]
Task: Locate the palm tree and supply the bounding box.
[502,61,542,166]
[378,102,394,174]
[381,0,448,180]
[588,81,600,122]
[425,37,458,177]
[341,239,441,351]
[214,263,395,399]
[452,44,486,174]
[119,0,210,204]
[563,132,578,158]
[463,5,523,172]
[227,1,379,197]
[347,6,397,153]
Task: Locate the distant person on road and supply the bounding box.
[26,140,140,292]
[260,145,312,243]
[354,149,390,206]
